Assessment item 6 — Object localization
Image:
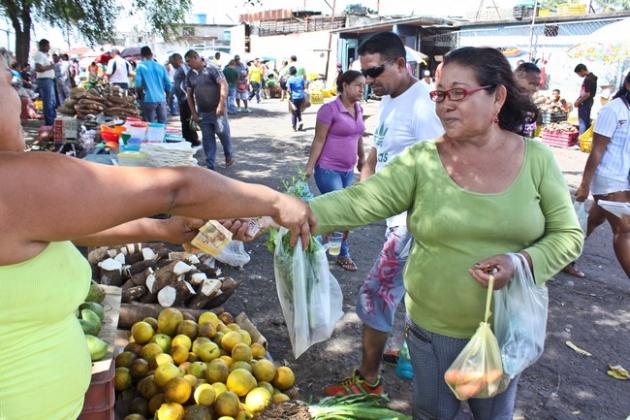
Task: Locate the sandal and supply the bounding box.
[225,158,235,168]
[336,256,358,272]
[562,262,585,278]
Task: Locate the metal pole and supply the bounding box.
[323,0,337,82]
[528,0,539,61]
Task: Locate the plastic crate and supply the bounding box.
[309,92,324,104]
[541,130,578,148]
[79,360,115,420]
[539,112,567,124]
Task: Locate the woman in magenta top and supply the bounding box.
[305,70,366,271]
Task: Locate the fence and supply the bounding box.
[257,16,346,36]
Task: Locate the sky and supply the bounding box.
[0,0,523,51]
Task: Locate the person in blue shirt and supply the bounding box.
[287,66,308,131]
[135,46,172,123]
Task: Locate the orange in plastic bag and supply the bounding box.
[444,276,509,400]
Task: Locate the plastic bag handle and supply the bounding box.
[484,275,495,323]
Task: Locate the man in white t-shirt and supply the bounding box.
[324,31,444,397]
[106,49,131,90]
[33,39,56,125]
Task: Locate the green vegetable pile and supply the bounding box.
[308,394,411,420]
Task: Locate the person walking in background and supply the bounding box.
[169,53,199,147]
[279,60,289,101]
[185,49,234,170]
[33,39,56,126]
[211,52,222,70]
[248,59,263,104]
[106,48,130,91]
[323,31,444,398]
[235,58,250,113]
[575,71,630,279]
[165,61,178,116]
[55,53,71,105]
[290,54,305,78]
[514,62,542,96]
[223,59,238,114]
[52,53,62,105]
[287,66,307,131]
[135,46,171,123]
[514,62,541,138]
[305,70,366,271]
[574,63,598,134]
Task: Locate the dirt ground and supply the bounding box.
[208,98,630,420]
[23,96,629,419]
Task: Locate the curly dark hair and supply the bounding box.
[443,47,539,135]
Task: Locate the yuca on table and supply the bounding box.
[88,242,238,310]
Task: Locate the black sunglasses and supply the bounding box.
[361,63,387,79]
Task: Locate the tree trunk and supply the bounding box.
[15,29,30,65]
[12,1,32,66]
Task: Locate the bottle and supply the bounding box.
[396,341,413,380]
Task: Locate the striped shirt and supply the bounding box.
[594,97,630,182]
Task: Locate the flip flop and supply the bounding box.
[562,263,585,278]
[336,256,358,272]
[225,158,235,168]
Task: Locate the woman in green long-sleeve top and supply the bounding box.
[308,47,584,419]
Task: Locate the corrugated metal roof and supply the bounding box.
[331,15,458,34]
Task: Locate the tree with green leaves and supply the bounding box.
[539,0,630,12]
[0,0,192,65]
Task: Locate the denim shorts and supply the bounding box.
[356,225,411,333]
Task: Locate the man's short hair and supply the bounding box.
[574,63,587,73]
[184,50,199,60]
[38,39,49,48]
[170,53,182,62]
[290,55,297,61]
[214,52,220,59]
[552,88,560,94]
[111,48,120,55]
[515,62,541,74]
[358,32,406,63]
[140,46,152,58]
[234,55,240,60]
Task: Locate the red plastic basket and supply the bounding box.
[541,130,578,148]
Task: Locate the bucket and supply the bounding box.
[146,122,165,143]
[121,137,142,151]
[127,122,147,141]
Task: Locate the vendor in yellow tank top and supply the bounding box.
[0,54,314,419]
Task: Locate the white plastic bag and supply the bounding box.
[573,201,588,234]
[273,228,343,358]
[493,253,548,378]
[215,240,250,268]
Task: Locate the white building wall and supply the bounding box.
[248,30,339,86]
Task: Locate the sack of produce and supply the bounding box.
[444,275,508,400]
[270,228,343,358]
[493,253,548,378]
